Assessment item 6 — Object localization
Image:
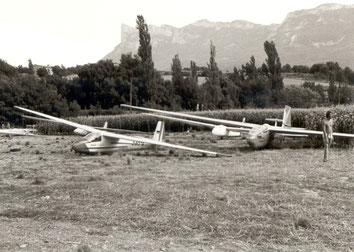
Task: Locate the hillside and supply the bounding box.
[103,3,354,70]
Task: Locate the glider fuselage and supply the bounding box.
[72,133,145,154]
[245,124,273,149]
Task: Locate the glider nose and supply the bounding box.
[245,133,258,149]
[72,142,89,154]
[246,132,256,141]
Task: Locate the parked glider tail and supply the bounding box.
[282,105,291,128]
[265,105,291,128]
[152,121,165,142]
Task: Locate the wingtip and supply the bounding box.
[216,153,232,157]
[208,152,231,158]
[14,106,26,111]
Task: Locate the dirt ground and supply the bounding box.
[0,133,353,252]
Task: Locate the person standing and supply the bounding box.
[323,111,334,162]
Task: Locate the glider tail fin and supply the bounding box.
[152,121,165,142]
[282,106,291,128]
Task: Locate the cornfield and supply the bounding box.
[34,106,354,141]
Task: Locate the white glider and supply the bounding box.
[121,104,354,149]
[15,106,224,156]
[0,128,37,136]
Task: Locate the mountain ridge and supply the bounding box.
[103,3,354,70]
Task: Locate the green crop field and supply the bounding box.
[35,106,354,148]
[0,133,353,251]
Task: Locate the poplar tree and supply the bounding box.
[202,41,223,109]
[190,60,198,85]
[28,59,34,75]
[171,54,183,92]
[171,54,183,106]
[136,15,156,104]
[207,41,219,83]
[327,72,337,104]
[264,41,283,90]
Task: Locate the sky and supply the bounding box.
[1,0,354,67]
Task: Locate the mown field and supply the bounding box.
[0,132,353,252]
[283,77,329,88]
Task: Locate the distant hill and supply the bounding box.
[103,3,354,71]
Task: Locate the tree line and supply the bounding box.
[281,63,354,85]
[1,15,353,124]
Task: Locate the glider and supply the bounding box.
[15,106,224,156]
[120,104,354,149]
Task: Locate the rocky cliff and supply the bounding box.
[103,3,354,70]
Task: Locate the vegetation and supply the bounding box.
[36,106,354,145]
[1,15,354,126]
[1,14,353,252]
[282,62,354,85]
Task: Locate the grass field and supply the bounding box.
[283,77,329,88]
[0,132,353,252]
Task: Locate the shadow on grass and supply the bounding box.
[0,208,42,219]
[0,207,83,222]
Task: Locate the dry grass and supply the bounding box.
[0,133,353,251]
